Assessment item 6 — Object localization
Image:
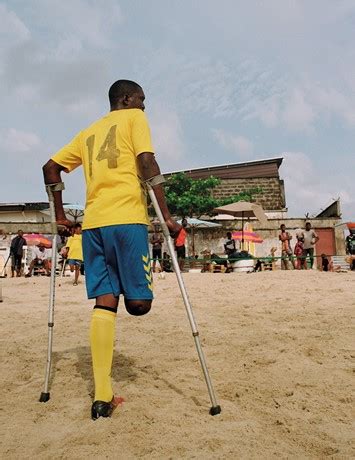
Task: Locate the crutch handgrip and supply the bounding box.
[45,182,65,197]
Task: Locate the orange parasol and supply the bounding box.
[232,230,263,243]
[23,234,52,248]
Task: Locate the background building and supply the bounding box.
[164,157,286,213]
[163,158,346,264]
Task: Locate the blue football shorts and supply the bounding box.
[82,224,153,300]
[67,258,82,266]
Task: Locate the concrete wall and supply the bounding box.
[0,222,53,234]
[0,210,50,223]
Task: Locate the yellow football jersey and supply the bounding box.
[52,109,154,230]
[66,234,83,261]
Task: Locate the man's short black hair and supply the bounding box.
[109,80,141,108]
[74,223,82,229]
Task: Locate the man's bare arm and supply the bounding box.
[138,153,181,236]
[42,159,72,227]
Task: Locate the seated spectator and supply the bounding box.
[320,254,333,272]
[263,247,277,271]
[224,232,237,259]
[25,244,50,277]
[161,251,173,272]
[253,259,263,272]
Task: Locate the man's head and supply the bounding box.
[182,218,188,228]
[226,232,232,239]
[305,222,312,231]
[37,244,45,252]
[109,80,145,111]
[74,223,82,234]
[280,224,286,232]
[17,230,23,237]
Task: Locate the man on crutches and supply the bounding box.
[42,79,220,419]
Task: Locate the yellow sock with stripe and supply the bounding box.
[90,307,116,402]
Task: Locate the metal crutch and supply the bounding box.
[146,181,221,416]
[39,182,64,402]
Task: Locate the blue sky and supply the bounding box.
[1,0,354,219]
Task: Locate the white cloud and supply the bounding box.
[20,0,123,50]
[0,1,121,116]
[1,128,42,153]
[0,4,30,44]
[2,40,109,115]
[149,106,186,171]
[310,84,355,128]
[212,129,253,157]
[280,151,354,218]
[282,89,316,132]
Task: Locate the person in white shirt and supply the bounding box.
[25,244,50,276]
[301,222,319,269]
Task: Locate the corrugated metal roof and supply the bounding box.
[0,202,71,212]
[164,157,283,179]
[316,200,341,218]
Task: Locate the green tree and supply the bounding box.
[163,172,262,218]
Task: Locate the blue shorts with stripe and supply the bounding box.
[82,224,153,300]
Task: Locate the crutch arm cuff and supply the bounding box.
[144,175,165,188]
[45,182,65,193]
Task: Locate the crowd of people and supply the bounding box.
[279,222,320,270]
[148,220,355,273]
[3,220,355,279]
[3,224,84,283]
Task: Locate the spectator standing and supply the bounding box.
[66,223,84,286]
[345,225,355,271]
[150,225,164,272]
[302,222,319,269]
[175,218,188,271]
[279,224,295,270]
[10,230,27,277]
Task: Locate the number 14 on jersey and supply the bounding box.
[86,125,120,176]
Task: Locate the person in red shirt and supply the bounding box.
[294,234,306,270]
[175,218,188,270]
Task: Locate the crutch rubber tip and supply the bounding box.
[39,392,50,402]
[209,405,222,416]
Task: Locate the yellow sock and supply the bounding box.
[90,308,116,402]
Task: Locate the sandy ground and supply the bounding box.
[0,270,354,459]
